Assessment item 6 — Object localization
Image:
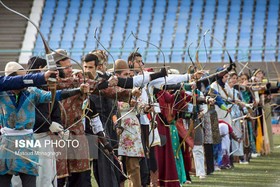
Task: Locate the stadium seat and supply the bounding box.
[32,0,279,64]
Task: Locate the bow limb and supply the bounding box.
[146,83,156,150]
[0,0,58,116]
[131,31,167,100]
[93,28,120,131]
[188,42,195,66]
[20,91,53,133]
[98,142,129,179]
[0,0,50,54]
[1,145,41,166]
[197,25,236,72]
[112,153,129,179]
[193,28,211,71]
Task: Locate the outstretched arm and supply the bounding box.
[0,73,46,91]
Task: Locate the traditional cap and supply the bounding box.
[216,67,228,78]
[216,67,225,72]
[5,61,25,76]
[115,59,129,71]
[72,69,82,75]
[90,50,108,64]
[145,68,154,72]
[251,69,262,77]
[168,68,180,74]
[51,49,69,64]
[228,71,237,77]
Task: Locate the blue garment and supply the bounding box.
[206,86,227,108]
[0,73,46,91]
[0,87,62,176]
[213,143,223,167]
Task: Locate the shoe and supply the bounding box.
[251,153,260,158]
[239,161,249,164]
[221,165,232,169]
[199,176,206,179]
[226,164,232,169]
[214,166,221,171]
[184,180,192,184]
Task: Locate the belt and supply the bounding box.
[0,127,33,136]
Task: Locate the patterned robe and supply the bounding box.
[117,102,144,157]
[56,78,91,177]
[56,79,131,178]
[0,87,62,176]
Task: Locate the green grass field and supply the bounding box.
[92,135,280,187]
[186,135,280,187]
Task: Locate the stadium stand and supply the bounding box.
[0,0,33,68]
[28,0,279,64]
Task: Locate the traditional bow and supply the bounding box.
[130,32,168,151]
[0,0,58,117]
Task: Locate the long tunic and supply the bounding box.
[117,102,144,157]
[241,90,256,153]
[155,91,181,187]
[57,78,129,178]
[90,86,131,187]
[0,87,62,176]
[228,87,244,156]
[56,79,90,177]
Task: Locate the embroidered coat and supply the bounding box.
[0,87,62,176]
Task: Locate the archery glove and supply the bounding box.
[150,68,167,81]
[104,142,114,153]
[60,88,82,100]
[49,122,64,133]
[114,124,124,136]
[117,77,133,88]
[161,83,181,90]
[97,81,109,90]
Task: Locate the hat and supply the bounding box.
[252,69,262,77]
[145,68,154,72]
[168,69,180,74]
[5,61,25,76]
[115,59,129,72]
[51,49,69,64]
[216,67,227,78]
[90,50,108,64]
[216,67,225,73]
[72,69,82,75]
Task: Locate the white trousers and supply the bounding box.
[192,145,206,177]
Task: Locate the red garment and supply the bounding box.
[182,144,192,172]
[56,94,90,178]
[155,91,181,187]
[174,91,193,176]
